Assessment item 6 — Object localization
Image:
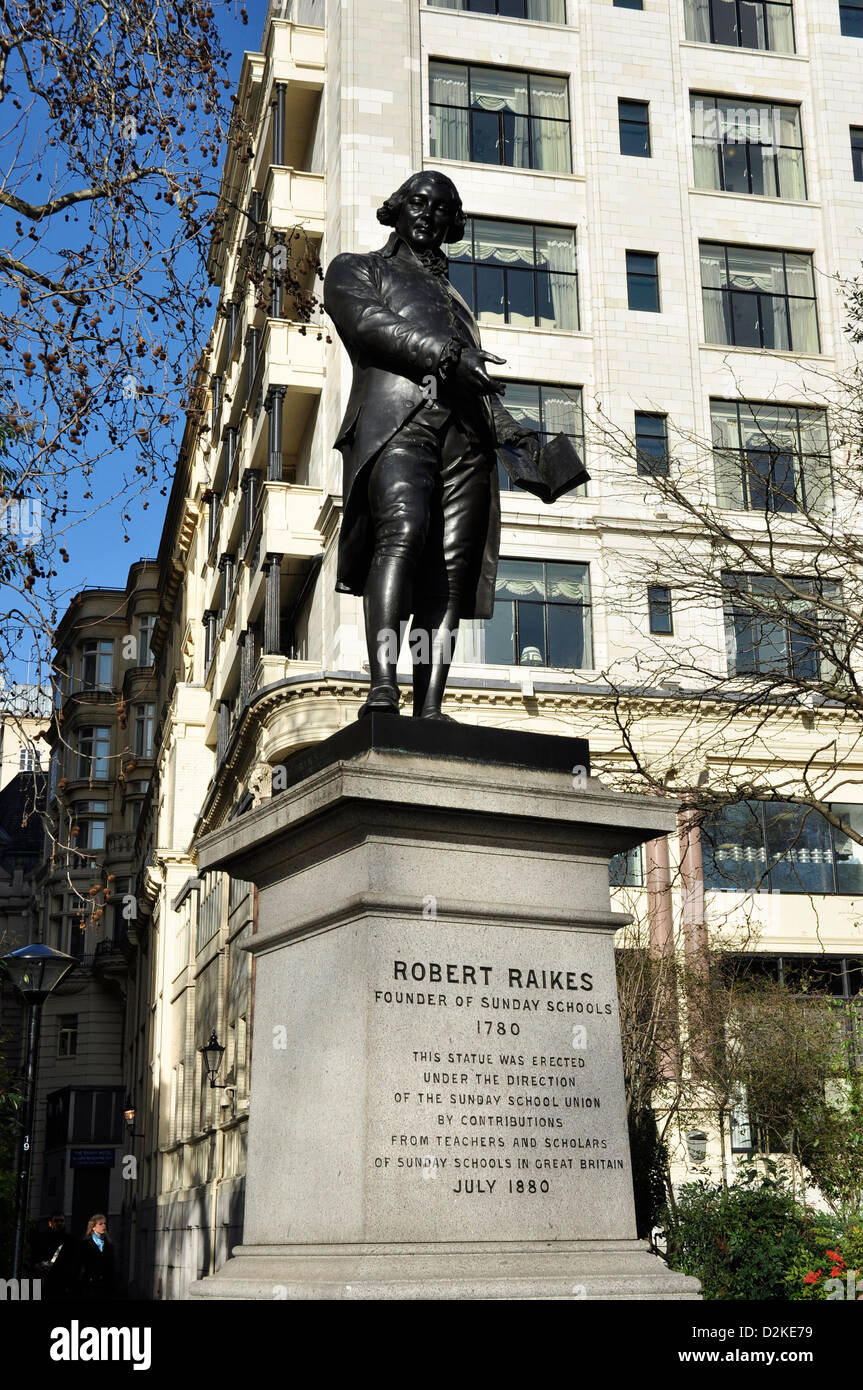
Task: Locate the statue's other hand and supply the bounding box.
[455,348,506,396]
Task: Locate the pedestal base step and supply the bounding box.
[188,1240,700,1301]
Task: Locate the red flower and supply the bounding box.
[825,1250,845,1266]
[803,1271,821,1285]
[831,1266,844,1278]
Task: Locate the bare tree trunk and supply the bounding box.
[718,1108,728,1192]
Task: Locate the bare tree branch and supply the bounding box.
[0,167,167,223]
[0,250,88,304]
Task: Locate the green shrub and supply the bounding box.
[663,1165,812,1300]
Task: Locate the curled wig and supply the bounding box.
[376,171,466,244]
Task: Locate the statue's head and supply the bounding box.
[376,170,466,251]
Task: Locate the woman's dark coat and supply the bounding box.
[77,1235,115,1298]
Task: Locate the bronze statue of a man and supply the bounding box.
[324,170,546,721]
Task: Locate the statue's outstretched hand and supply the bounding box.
[455,348,506,396]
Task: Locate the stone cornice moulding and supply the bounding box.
[248,893,631,956]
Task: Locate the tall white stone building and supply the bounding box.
[38,0,863,1295]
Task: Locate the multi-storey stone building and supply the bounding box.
[35,0,863,1295]
[0,684,51,946]
[0,682,52,1203]
[18,564,160,1247]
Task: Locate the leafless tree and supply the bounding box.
[579,293,863,860]
[615,897,862,1213]
[0,0,242,692]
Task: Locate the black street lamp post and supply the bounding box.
[1,943,77,1279]
[201,1031,226,1089]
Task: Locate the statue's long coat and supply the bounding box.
[323,232,503,620]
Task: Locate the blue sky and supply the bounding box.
[16,3,260,626]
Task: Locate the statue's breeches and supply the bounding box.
[366,410,493,613]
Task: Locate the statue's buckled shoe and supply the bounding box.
[358,684,400,718]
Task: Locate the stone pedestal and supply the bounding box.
[188,718,699,1300]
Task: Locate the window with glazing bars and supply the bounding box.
[496,382,585,493]
[480,559,592,668]
[133,704,155,759]
[700,243,819,352]
[429,61,571,172]
[722,572,842,681]
[427,0,567,16]
[71,809,107,853]
[448,218,579,329]
[684,0,795,51]
[79,640,114,691]
[197,872,224,954]
[710,399,832,513]
[136,614,156,667]
[58,1015,78,1058]
[691,95,805,198]
[76,727,111,780]
[703,803,863,896]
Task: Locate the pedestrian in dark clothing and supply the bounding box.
[32,1210,75,1299]
[76,1213,115,1299]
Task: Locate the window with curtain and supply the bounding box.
[136,614,156,666]
[79,639,114,691]
[852,127,863,181]
[134,703,155,758]
[711,399,832,513]
[495,381,585,494]
[76,727,111,780]
[691,96,805,199]
[684,0,795,51]
[699,243,819,353]
[429,61,571,172]
[71,802,108,853]
[427,0,567,20]
[703,803,863,896]
[840,0,863,35]
[448,218,579,329]
[478,558,592,668]
[722,572,843,681]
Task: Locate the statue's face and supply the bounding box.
[395,176,456,254]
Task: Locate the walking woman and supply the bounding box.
[77,1213,115,1299]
